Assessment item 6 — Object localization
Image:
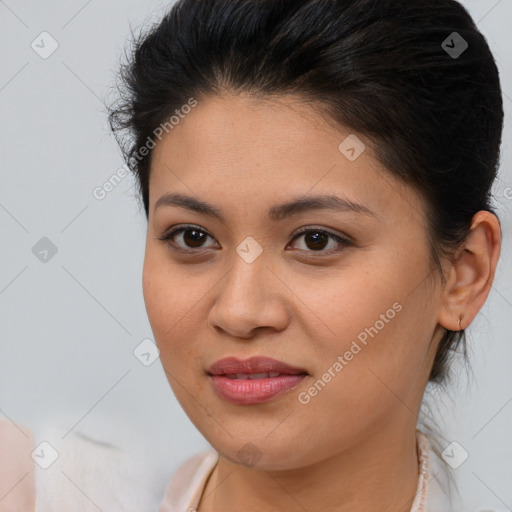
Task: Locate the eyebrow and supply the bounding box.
[154,192,377,222]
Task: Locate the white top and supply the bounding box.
[158,430,453,512]
[0,416,166,512]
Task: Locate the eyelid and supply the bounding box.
[290,225,352,243]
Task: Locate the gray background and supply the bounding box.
[0,0,511,510]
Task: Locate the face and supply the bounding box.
[143,92,444,470]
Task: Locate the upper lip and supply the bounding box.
[207,356,308,376]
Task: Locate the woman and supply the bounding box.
[107,0,504,510]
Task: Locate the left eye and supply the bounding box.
[288,228,351,254]
[159,225,351,254]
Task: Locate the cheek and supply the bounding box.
[142,247,212,368]
[295,257,434,404]
[142,249,189,347]
[142,253,203,404]
[142,261,169,337]
[289,263,399,353]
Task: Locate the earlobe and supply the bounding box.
[437,211,501,332]
[457,312,465,331]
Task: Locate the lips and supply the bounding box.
[207,356,308,377]
[206,356,309,405]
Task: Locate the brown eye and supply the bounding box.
[289,228,351,254]
[159,225,218,251]
[303,231,329,250]
[182,228,207,248]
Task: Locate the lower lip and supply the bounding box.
[209,374,307,405]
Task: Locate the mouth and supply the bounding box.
[207,356,309,405]
[207,355,308,376]
[222,371,298,379]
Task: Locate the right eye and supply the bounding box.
[158,224,219,252]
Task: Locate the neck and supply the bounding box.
[198,420,421,512]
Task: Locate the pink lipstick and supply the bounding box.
[207,356,308,405]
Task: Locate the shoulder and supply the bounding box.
[158,449,219,512]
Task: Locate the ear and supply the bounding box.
[438,211,501,331]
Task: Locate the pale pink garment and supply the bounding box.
[0,417,36,512]
[159,429,452,512]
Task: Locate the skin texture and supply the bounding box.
[142,92,501,512]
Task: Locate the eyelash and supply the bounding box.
[157,224,352,256]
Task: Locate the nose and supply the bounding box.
[207,252,290,339]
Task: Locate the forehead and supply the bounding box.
[149,92,424,223]
[152,92,354,166]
